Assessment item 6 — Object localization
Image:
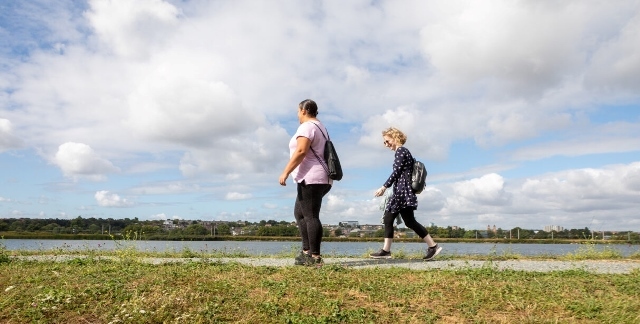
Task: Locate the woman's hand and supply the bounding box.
[374,186,386,197]
[279,173,288,186]
[279,136,310,187]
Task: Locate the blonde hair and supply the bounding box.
[382,127,407,145]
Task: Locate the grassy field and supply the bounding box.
[1,243,640,323]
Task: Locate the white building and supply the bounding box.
[544,225,564,232]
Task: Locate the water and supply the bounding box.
[3,239,639,257]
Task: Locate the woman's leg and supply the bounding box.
[423,234,436,247]
[293,188,308,253]
[369,211,397,258]
[297,182,331,256]
[399,208,430,241]
[294,183,308,251]
[400,208,436,247]
[399,208,442,259]
[382,211,398,250]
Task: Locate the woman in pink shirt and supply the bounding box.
[279,99,332,266]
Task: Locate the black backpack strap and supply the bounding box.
[310,122,329,140]
[308,122,330,178]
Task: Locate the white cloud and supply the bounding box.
[478,214,504,223]
[225,192,252,200]
[85,0,181,59]
[263,203,278,209]
[178,126,290,176]
[417,187,446,212]
[453,173,511,206]
[511,122,640,161]
[152,213,166,219]
[0,119,24,152]
[126,78,263,146]
[129,182,201,195]
[55,142,119,181]
[520,163,640,212]
[584,8,640,93]
[95,190,133,207]
[420,1,591,96]
[2,0,640,231]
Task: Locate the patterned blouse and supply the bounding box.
[383,146,418,213]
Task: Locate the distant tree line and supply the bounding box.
[0,216,637,241]
[0,217,301,238]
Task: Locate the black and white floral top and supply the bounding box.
[383,146,418,213]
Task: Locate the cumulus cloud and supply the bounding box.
[452,173,511,206]
[85,0,181,59]
[0,119,24,152]
[420,1,598,96]
[126,78,263,146]
[178,126,290,176]
[2,0,640,230]
[55,142,119,180]
[521,163,640,212]
[95,190,133,207]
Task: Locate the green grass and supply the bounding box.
[2,237,640,323]
[1,257,640,323]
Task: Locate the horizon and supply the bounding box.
[1,1,640,232]
[1,216,629,233]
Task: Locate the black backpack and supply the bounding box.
[310,123,343,181]
[411,160,427,194]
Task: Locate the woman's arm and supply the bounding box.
[279,136,311,186]
[383,147,408,188]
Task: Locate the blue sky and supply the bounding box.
[1,0,640,232]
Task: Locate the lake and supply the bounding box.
[3,239,639,257]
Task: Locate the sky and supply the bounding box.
[1,0,640,232]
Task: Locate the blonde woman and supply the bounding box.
[371,127,442,260]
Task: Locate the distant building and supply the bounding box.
[360,224,383,231]
[339,221,359,228]
[544,225,564,232]
[162,219,177,230]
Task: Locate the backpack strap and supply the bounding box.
[310,122,329,141]
[308,122,331,178]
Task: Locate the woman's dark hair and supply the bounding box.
[299,99,318,117]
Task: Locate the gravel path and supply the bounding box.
[12,255,640,274]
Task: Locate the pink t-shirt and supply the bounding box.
[289,121,333,185]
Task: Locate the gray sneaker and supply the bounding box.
[304,255,323,267]
[423,244,442,261]
[294,251,310,266]
[369,249,392,259]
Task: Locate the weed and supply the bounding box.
[565,243,623,260]
[0,238,9,264]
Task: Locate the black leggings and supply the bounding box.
[294,181,331,255]
[383,207,428,239]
